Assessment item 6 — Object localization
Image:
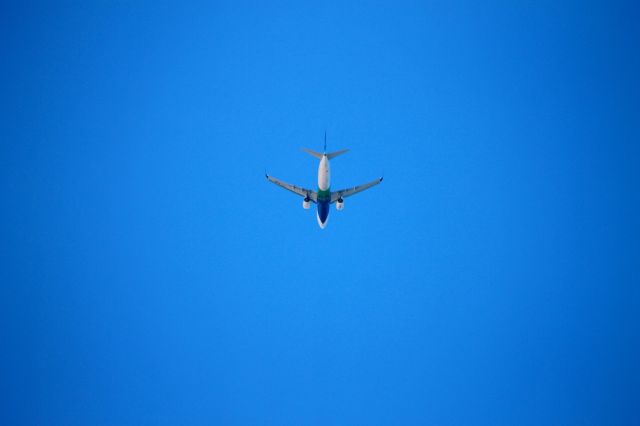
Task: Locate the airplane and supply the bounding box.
[266,133,383,228]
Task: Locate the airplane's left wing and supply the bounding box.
[266,174,317,202]
[331,177,383,203]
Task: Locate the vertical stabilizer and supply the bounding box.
[324,130,327,153]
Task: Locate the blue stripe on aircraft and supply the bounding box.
[317,201,330,224]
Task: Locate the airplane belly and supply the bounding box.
[317,201,330,227]
[318,157,330,190]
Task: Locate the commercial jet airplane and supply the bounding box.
[266,133,383,228]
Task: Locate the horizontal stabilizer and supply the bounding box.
[302,148,323,159]
[303,148,349,159]
[326,149,348,160]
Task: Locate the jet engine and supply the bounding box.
[336,198,344,211]
[302,198,311,209]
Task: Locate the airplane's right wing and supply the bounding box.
[331,177,383,203]
[266,174,317,202]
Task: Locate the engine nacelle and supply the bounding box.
[302,198,311,209]
[336,198,344,211]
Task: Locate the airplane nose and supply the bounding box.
[316,214,328,229]
[316,202,330,229]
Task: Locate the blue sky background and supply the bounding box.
[2,1,639,425]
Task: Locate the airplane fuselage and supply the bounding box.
[316,154,331,228]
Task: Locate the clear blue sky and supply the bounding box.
[2,1,639,425]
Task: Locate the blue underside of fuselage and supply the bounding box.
[317,201,330,224]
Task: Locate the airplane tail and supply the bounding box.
[303,132,348,159]
[302,148,349,159]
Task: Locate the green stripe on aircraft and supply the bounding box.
[317,188,331,201]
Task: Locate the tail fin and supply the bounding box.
[303,131,348,159]
[324,130,327,153]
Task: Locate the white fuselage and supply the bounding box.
[316,155,332,229]
[318,155,330,190]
